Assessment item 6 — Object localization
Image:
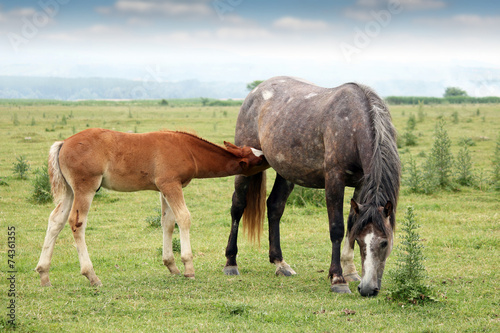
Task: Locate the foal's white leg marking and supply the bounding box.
[362,232,376,283]
[262,90,273,100]
[161,184,194,278]
[71,192,101,286]
[250,148,264,157]
[160,193,181,275]
[36,194,73,286]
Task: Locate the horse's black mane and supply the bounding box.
[349,84,401,237]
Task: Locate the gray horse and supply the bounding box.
[223,76,401,296]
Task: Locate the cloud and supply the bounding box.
[344,0,447,21]
[398,0,446,11]
[415,14,500,30]
[273,16,330,31]
[96,0,213,17]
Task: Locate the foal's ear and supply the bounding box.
[350,199,360,214]
[239,160,248,169]
[383,201,393,217]
[224,141,242,156]
[224,141,238,149]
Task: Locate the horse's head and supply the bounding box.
[348,199,394,297]
[224,142,267,176]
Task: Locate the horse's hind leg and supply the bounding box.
[160,183,194,278]
[69,189,101,286]
[223,175,251,276]
[267,174,296,276]
[35,193,73,286]
[160,193,181,275]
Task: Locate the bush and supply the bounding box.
[12,155,30,179]
[31,165,52,204]
[387,206,436,304]
[493,134,500,191]
[403,154,423,194]
[424,120,453,190]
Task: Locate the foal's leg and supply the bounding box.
[267,174,296,276]
[223,175,252,276]
[160,193,181,275]
[69,189,101,286]
[35,193,73,286]
[160,183,194,278]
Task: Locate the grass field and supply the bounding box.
[0,100,498,332]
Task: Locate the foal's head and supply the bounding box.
[224,142,267,176]
[348,199,394,297]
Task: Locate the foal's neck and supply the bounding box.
[183,134,242,178]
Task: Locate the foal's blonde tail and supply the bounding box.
[48,141,70,205]
[242,171,267,245]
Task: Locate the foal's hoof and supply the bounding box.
[223,265,240,276]
[40,280,52,287]
[90,278,103,287]
[344,273,361,282]
[184,273,195,279]
[330,283,352,294]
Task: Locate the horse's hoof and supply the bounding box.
[331,283,351,294]
[184,273,195,279]
[223,265,240,276]
[344,273,361,282]
[275,266,297,277]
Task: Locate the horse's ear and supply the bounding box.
[350,199,360,214]
[383,201,393,217]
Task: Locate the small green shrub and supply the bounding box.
[287,186,326,207]
[0,177,9,186]
[423,119,453,190]
[12,155,31,179]
[493,134,500,191]
[455,145,474,186]
[31,165,52,204]
[404,154,423,193]
[387,206,436,304]
[146,208,162,228]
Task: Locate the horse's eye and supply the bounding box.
[380,240,388,248]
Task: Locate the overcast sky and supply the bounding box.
[1,0,499,93]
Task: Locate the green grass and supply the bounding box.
[0,101,498,332]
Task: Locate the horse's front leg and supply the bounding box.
[342,188,361,282]
[267,174,296,276]
[340,230,361,282]
[325,174,351,293]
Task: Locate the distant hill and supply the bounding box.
[0,76,248,101]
